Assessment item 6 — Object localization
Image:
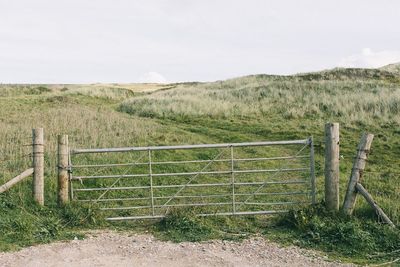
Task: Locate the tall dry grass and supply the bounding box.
[120,76,400,124]
[0,83,169,99]
[0,98,160,183]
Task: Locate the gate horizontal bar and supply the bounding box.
[77,197,151,202]
[235,191,309,196]
[72,167,308,180]
[76,191,310,202]
[107,215,165,221]
[106,210,288,221]
[72,180,307,192]
[198,210,288,217]
[71,155,310,169]
[244,201,309,206]
[100,200,306,211]
[77,194,230,202]
[100,202,233,210]
[71,139,309,154]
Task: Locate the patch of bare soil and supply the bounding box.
[0,231,352,267]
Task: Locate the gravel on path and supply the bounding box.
[0,231,353,267]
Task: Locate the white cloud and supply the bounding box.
[138,72,167,83]
[339,48,400,68]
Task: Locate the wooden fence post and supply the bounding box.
[0,168,34,194]
[324,123,340,211]
[32,128,44,205]
[58,135,69,205]
[342,133,374,215]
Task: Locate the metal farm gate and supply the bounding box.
[68,138,316,221]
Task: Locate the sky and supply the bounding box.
[0,0,399,83]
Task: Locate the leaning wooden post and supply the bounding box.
[324,123,340,211]
[0,168,34,194]
[355,183,395,227]
[32,128,44,206]
[342,133,374,215]
[58,135,69,205]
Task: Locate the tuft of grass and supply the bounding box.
[59,203,105,227]
[271,204,400,264]
[156,208,217,242]
[0,198,90,250]
[154,208,265,242]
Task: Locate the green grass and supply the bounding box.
[1,65,400,264]
[272,204,400,265]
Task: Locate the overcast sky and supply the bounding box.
[1,0,399,83]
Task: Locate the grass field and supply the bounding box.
[1,64,400,264]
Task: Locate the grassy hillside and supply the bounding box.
[118,67,400,224]
[1,66,400,264]
[380,62,400,74]
[120,73,400,123]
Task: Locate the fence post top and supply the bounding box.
[325,122,339,127]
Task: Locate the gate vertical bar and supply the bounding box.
[148,150,155,216]
[68,149,74,200]
[230,146,236,214]
[309,136,316,204]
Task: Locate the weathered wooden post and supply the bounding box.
[324,123,340,211]
[342,133,374,215]
[58,135,69,205]
[309,136,316,205]
[32,128,44,205]
[0,168,34,194]
[355,183,395,227]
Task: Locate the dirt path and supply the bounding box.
[0,231,352,267]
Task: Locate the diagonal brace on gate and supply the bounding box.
[238,141,311,208]
[161,149,226,209]
[93,154,146,203]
